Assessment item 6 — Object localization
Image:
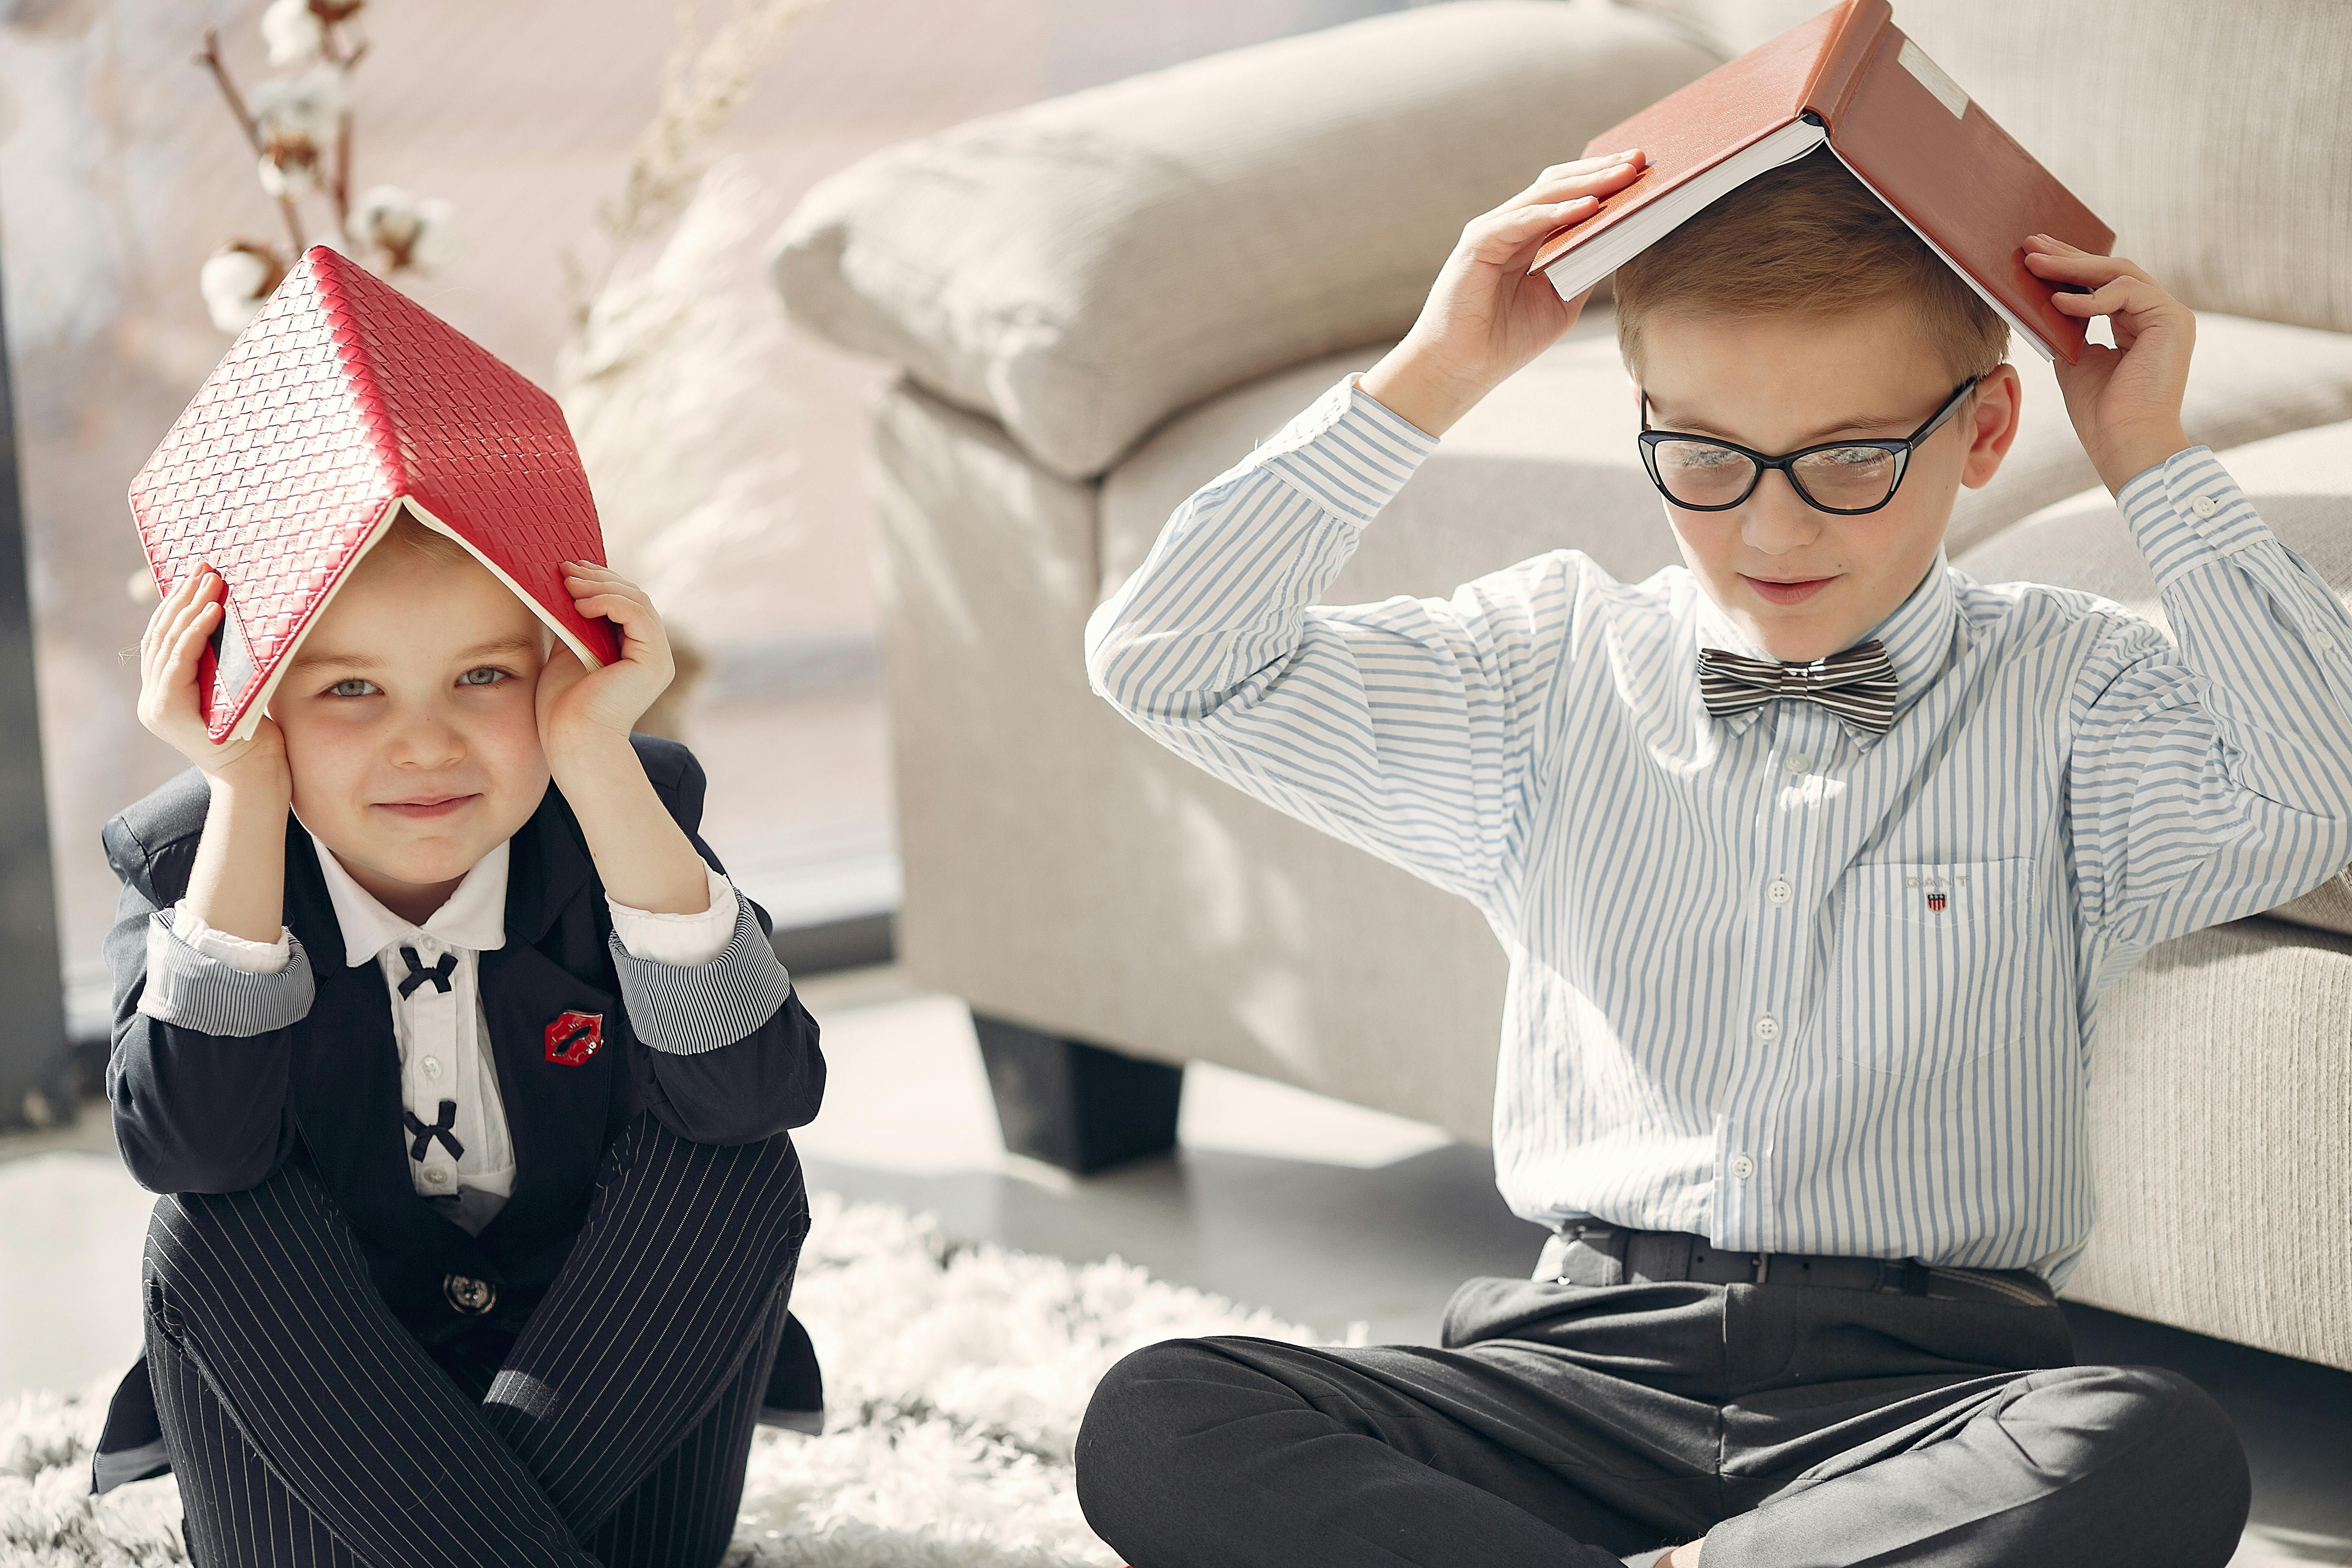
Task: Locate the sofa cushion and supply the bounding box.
[2063,914,2352,1371]
[770,1,1720,481]
[1615,0,2352,338]
[1101,312,1680,608]
[1969,314,2352,557]
[1101,308,2352,602]
[1955,418,2352,935]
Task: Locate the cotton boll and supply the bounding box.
[249,63,347,151]
[249,64,344,201]
[256,151,319,199]
[347,186,462,273]
[260,0,325,65]
[198,244,282,334]
[407,198,461,271]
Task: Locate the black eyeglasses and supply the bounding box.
[1637,374,1983,516]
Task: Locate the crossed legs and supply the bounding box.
[143,1113,809,1568]
[1075,1276,2250,1568]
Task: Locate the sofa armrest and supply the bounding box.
[769,0,1719,482]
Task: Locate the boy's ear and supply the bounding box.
[1959,365,2025,490]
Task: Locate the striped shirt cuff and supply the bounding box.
[606,888,794,1056]
[2118,445,2266,590]
[1254,374,1441,525]
[137,909,315,1038]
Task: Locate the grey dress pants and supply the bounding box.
[1074,1264,2249,1568]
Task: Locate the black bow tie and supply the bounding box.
[404,1098,465,1161]
[397,945,456,998]
[1697,639,1899,737]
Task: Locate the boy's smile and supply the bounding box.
[1636,301,2022,663]
[272,526,554,925]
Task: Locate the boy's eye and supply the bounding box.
[1811,445,1888,468]
[327,678,379,699]
[457,667,509,688]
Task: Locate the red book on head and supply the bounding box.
[128,245,618,743]
[1526,0,2113,365]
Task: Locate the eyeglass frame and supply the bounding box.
[1635,373,1985,516]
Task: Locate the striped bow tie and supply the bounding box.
[1697,639,1898,737]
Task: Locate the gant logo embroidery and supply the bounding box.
[544,1011,604,1066]
[1926,891,1948,912]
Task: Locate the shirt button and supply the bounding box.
[424,1167,450,1187]
[423,1056,443,1080]
[2191,493,2219,519]
[1766,876,1793,906]
[1731,1153,1756,1181]
[1753,1015,1781,1042]
[1783,752,1812,775]
[443,1274,497,1315]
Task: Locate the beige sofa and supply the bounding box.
[772,0,2352,1370]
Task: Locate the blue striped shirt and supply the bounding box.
[1083,375,2352,1286]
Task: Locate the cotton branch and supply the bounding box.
[197,28,306,254]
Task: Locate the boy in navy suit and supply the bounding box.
[94,513,824,1568]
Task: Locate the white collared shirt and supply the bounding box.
[1084,374,2352,1288]
[313,835,518,1214]
[151,837,741,1232]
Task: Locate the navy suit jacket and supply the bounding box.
[94,735,825,1478]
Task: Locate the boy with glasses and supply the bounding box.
[1071,144,2352,1568]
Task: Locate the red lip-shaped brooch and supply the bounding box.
[544,1011,604,1066]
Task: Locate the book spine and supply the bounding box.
[1799,0,1889,128]
[311,248,409,494]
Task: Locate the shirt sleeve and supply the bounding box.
[1082,373,1591,916]
[608,862,740,965]
[136,901,315,1038]
[2067,445,2352,964]
[604,867,796,1056]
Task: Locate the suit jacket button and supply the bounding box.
[444,1274,496,1314]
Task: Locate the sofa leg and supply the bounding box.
[970,1013,1183,1174]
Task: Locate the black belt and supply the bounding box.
[1557,1223,2056,1309]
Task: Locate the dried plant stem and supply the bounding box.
[564,0,835,321]
[197,28,306,255]
[319,29,370,226]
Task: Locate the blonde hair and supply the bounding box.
[1612,147,2009,388]
[355,508,477,577]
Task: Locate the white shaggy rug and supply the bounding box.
[1,1192,1348,1567]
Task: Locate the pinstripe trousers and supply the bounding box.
[141,1114,810,1568]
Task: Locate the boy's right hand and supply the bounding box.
[1360,149,1646,438]
[138,566,287,793]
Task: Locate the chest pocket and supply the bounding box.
[1825,858,2040,1079]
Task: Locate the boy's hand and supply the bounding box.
[2022,234,2195,494]
[537,560,709,916]
[136,565,287,796]
[1360,149,1648,437]
[535,561,675,768]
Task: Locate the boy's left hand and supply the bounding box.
[2022,235,2196,494]
[535,560,675,766]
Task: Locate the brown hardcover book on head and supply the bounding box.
[1528,0,2113,365]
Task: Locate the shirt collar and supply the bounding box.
[307,831,511,968]
[1691,552,1960,751]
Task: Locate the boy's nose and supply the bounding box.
[1740,469,1826,552]
[387,714,466,769]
